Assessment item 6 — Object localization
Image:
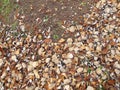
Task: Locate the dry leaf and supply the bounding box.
[107,80,115,85]
[58,38,65,43]
[115,55,120,60]
[101,47,108,54]
[44,38,52,43]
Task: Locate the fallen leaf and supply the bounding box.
[44,38,52,43]
[107,80,115,85]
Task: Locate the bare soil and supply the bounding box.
[9,0,98,41]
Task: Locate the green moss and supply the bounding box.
[0,0,16,22]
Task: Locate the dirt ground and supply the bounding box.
[7,0,98,41]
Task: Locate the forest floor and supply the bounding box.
[0,0,120,90]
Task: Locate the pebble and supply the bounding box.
[77,67,83,73]
[86,86,94,90]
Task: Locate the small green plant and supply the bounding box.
[43,15,49,22]
[87,68,91,74]
[80,2,86,6]
[53,34,59,40]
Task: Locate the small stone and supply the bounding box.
[69,26,76,32]
[96,68,102,75]
[77,67,83,73]
[86,86,94,90]
[66,53,73,59]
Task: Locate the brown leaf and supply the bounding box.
[101,47,108,54]
[110,0,117,3]
[58,38,65,43]
[44,38,52,43]
[107,80,115,85]
[114,55,120,61]
[109,40,116,46]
